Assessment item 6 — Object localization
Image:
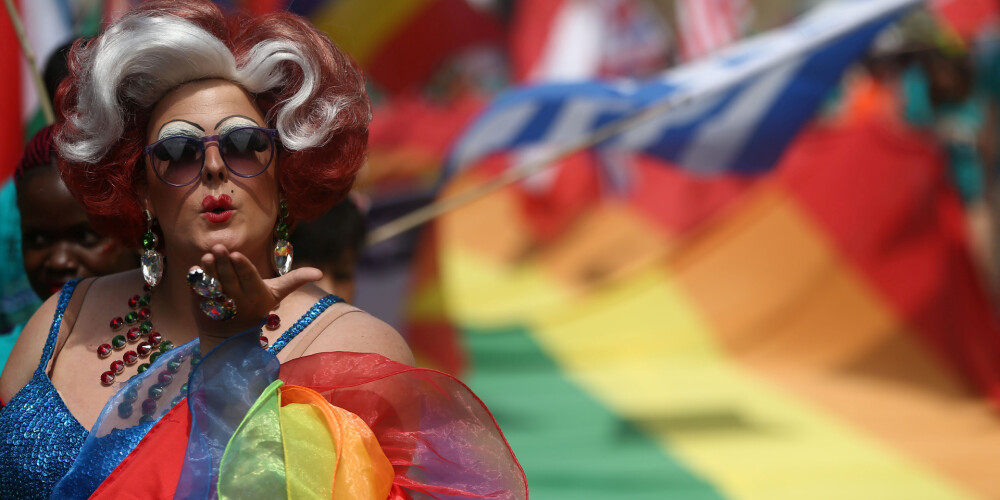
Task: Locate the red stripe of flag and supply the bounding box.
[779,120,1000,402]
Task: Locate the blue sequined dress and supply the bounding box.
[0,280,341,499]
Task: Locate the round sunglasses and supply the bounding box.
[143,126,279,187]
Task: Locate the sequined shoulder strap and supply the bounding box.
[266,294,343,355]
[35,279,83,375]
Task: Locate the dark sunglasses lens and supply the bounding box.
[221,128,272,177]
[152,137,203,185]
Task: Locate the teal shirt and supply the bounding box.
[0,323,25,372]
[902,66,986,203]
[0,180,41,370]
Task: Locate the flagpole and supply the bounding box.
[3,0,55,125]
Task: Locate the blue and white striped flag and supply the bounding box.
[445,0,920,179]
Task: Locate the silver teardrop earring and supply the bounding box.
[140,210,164,287]
[272,200,292,276]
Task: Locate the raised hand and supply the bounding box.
[197,244,321,320]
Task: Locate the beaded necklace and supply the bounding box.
[98,284,283,386]
[117,344,197,423]
[110,295,337,424]
[97,284,175,385]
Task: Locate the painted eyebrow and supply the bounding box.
[156,119,204,137]
[215,114,261,130]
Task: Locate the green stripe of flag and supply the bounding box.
[465,325,726,499]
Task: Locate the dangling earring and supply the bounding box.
[141,210,164,287]
[272,200,293,276]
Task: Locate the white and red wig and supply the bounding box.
[55,0,370,243]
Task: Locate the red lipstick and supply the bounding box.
[201,194,234,223]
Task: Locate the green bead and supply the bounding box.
[124,387,139,402]
[280,202,289,219]
[142,231,157,250]
[180,383,188,393]
[137,363,150,374]
[148,384,163,400]
[138,294,151,307]
[111,335,127,349]
[167,359,182,374]
[117,402,133,419]
[139,321,153,334]
[276,222,289,239]
[149,351,161,363]
[124,312,138,324]
[159,340,174,352]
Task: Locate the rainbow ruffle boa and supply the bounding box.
[53,331,526,499]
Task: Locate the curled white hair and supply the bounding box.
[58,11,362,163]
[237,39,359,151]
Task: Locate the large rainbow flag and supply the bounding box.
[414,111,1000,499]
[403,1,1000,497]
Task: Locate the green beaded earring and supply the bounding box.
[140,210,164,287]
[272,200,292,276]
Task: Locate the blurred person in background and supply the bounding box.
[1,126,138,370]
[839,12,1000,297]
[0,40,136,370]
[16,127,138,300]
[899,22,998,295]
[903,40,983,203]
[289,196,368,303]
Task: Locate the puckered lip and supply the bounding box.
[202,194,234,213]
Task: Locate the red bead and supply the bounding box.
[128,294,140,308]
[100,371,115,385]
[137,342,153,357]
[97,344,112,357]
[259,336,269,348]
[123,350,138,365]
[265,314,280,330]
[110,360,125,374]
[143,283,152,292]
[110,317,124,330]
[138,308,151,321]
[126,327,141,342]
[148,331,162,347]
[141,398,157,415]
[158,372,173,386]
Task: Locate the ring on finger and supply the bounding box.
[187,267,237,321]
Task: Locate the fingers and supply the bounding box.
[209,245,242,296]
[199,251,218,287]
[193,246,320,319]
[229,251,262,290]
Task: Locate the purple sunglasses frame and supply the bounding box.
[143,126,280,187]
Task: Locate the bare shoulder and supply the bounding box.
[0,290,61,401]
[302,305,415,365]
